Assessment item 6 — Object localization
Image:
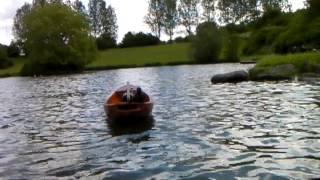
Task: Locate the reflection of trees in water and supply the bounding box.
[107,116,155,137]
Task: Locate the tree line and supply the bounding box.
[145,0,291,40]
[189,0,320,63]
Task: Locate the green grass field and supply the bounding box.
[0,43,192,77]
[86,43,192,70]
[0,58,25,77]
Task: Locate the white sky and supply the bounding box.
[0,0,305,45]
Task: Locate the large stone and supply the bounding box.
[211,70,249,84]
[250,64,298,81]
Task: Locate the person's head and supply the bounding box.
[136,87,142,95]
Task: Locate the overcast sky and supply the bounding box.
[0,0,305,45]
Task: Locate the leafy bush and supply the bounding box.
[0,47,13,69]
[191,22,223,63]
[120,32,160,48]
[243,26,284,55]
[253,7,290,29]
[273,9,320,54]
[223,23,248,34]
[21,3,97,76]
[96,33,117,50]
[307,0,320,17]
[223,34,240,62]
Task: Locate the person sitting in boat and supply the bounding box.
[133,87,147,103]
[122,88,134,103]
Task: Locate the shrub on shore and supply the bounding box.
[120,32,160,48]
[21,3,96,76]
[96,33,117,50]
[191,22,223,63]
[223,34,240,62]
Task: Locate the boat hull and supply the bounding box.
[104,102,153,121]
[105,85,153,121]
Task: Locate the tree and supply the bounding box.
[145,0,165,38]
[72,0,87,17]
[201,0,216,22]
[217,0,290,24]
[163,0,178,41]
[217,0,259,24]
[260,0,291,11]
[120,32,160,48]
[178,0,200,35]
[103,5,118,40]
[21,3,97,75]
[88,0,118,39]
[32,0,47,7]
[96,33,117,50]
[191,22,223,63]
[306,0,320,17]
[89,0,104,37]
[0,46,12,69]
[7,41,20,57]
[13,0,68,53]
[13,3,32,47]
[223,34,240,62]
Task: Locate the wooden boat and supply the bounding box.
[104,84,153,121]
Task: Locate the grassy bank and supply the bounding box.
[249,52,320,80]
[0,43,192,77]
[254,52,320,72]
[86,43,192,70]
[0,58,25,77]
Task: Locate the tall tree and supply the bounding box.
[32,0,46,7]
[145,0,165,38]
[217,0,290,24]
[12,3,32,50]
[201,0,216,22]
[72,0,87,16]
[260,0,291,11]
[21,3,96,75]
[88,0,118,38]
[178,0,200,35]
[102,5,118,40]
[306,0,320,16]
[88,0,103,37]
[163,0,178,41]
[217,0,256,24]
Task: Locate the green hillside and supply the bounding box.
[86,43,192,70]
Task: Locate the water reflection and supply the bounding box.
[107,117,155,137]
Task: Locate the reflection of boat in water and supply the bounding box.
[107,116,155,137]
[104,84,153,121]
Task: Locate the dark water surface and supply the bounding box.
[0,64,319,179]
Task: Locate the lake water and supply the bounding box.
[0,64,319,179]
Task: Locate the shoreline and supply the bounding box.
[1,61,250,78]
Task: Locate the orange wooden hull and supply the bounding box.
[104,102,153,121]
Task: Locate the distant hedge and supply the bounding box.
[120,32,160,48]
[96,33,117,50]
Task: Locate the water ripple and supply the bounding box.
[0,64,319,179]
